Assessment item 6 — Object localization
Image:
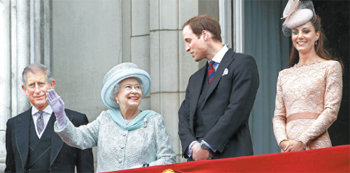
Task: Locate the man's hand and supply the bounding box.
[46,89,67,128]
[191,142,212,161]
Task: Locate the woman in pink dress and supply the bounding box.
[273,0,343,152]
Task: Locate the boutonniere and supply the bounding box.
[222,68,229,76]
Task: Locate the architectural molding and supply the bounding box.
[219,0,232,47]
[233,0,244,52]
[0,0,11,170]
[0,0,51,169]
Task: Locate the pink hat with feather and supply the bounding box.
[281,0,316,36]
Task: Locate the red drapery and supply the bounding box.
[108,145,350,173]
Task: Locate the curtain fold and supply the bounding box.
[244,0,289,155]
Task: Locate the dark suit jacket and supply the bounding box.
[178,49,259,159]
[5,108,94,173]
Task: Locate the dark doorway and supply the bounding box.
[313,0,350,146]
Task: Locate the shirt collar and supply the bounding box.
[32,105,53,116]
[210,45,229,64]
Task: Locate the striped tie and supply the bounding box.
[208,60,216,83]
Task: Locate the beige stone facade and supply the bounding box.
[0,0,232,169]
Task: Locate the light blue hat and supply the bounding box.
[101,62,151,109]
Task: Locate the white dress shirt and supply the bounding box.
[32,105,53,138]
[209,44,229,71]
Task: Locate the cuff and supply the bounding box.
[278,139,288,147]
[296,135,308,146]
[187,141,199,157]
[201,140,216,152]
[55,116,68,131]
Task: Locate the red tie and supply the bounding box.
[208,61,215,83]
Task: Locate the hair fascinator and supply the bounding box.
[281,0,316,36]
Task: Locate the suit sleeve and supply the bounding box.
[73,114,94,173]
[203,56,259,152]
[5,120,15,173]
[178,76,197,157]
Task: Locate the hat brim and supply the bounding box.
[101,68,151,109]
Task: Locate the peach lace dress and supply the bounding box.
[273,60,343,150]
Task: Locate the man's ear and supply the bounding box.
[201,30,211,41]
[22,85,26,93]
[22,85,29,97]
[50,80,56,89]
[201,30,207,41]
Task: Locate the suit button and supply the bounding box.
[121,146,124,149]
[118,159,122,163]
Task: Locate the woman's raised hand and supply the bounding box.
[47,89,67,128]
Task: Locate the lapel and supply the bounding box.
[189,66,206,125]
[204,49,236,103]
[15,108,31,169]
[49,112,64,166]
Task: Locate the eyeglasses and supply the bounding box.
[120,84,142,92]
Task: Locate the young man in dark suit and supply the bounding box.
[5,64,94,172]
[178,15,259,161]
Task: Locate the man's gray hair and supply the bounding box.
[22,64,53,85]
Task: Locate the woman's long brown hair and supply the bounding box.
[289,15,341,68]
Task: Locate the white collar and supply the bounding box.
[210,45,229,64]
[32,105,53,116]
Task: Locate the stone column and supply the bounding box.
[31,0,51,66]
[149,0,199,163]
[233,0,244,52]
[219,0,232,47]
[11,0,51,121]
[13,0,31,116]
[0,0,51,169]
[0,0,11,170]
[131,0,151,109]
[122,0,150,109]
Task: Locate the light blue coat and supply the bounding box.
[55,110,176,172]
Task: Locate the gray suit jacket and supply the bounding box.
[178,49,259,159]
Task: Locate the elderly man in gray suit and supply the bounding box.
[178,15,259,161]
